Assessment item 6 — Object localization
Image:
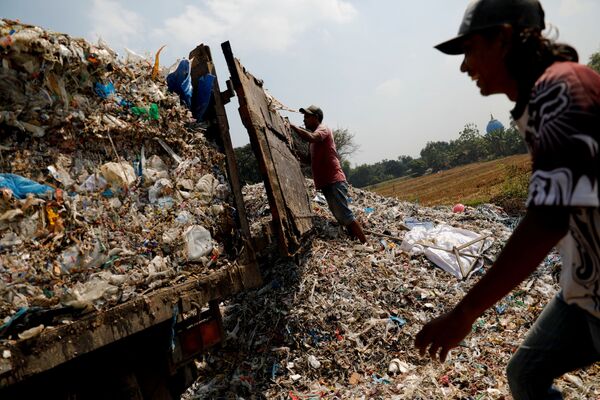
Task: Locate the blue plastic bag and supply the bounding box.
[94,82,130,106]
[193,73,215,120]
[166,59,193,108]
[0,173,54,199]
[94,82,115,99]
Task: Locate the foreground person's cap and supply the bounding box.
[435,0,545,55]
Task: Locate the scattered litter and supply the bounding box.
[17,324,44,340]
[182,181,597,399]
[312,193,326,205]
[404,217,434,230]
[0,19,244,341]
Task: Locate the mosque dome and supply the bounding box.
[486,114,505,134]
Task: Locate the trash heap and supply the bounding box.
[184,182,599,399]
[0,20,238,340]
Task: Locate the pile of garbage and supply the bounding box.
[0,20,238,339]
[184,183,599,399]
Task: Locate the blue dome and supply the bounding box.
[486,116,504,134]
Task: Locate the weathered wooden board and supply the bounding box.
[222,41,312,256]
[189,44,251,243]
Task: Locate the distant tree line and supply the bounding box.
[346,123,527,187]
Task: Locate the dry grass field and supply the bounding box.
[367,154,531,211]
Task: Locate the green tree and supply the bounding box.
[347,164,372,187]
[452,123,488,166]
[380,159,405,178]
[420,141,452,172]
[407,158,427,176]
[341,159,351,178]
[588,49,600,74]
[485,126,527,157]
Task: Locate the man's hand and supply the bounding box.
[283,118,292,130]
[414,207,569,363]
[414,307,476,362]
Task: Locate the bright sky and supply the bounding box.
[2,0,599,166]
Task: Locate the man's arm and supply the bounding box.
[415,206,570,362]
[290,124,321,143]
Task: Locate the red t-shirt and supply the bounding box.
[310,124,346,190]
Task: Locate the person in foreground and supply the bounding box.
[290,105,367,244]
[414,0,600,398]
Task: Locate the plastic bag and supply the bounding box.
[148,178,173,204]
[59,245,82,273]
[400,224,492,279]
[196,174,218,204]
[0,173,54,199]
[184,225,213,261]
[99,162,136,188]
[79,174,108,192]
[166,59,192,108]
[193,73,215,120]
[94,81,115,99]
[94,82,130,106]
[131,103,159,120]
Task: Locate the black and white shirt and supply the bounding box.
[516,61,600,318]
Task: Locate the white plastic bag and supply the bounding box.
[400,224,492,279]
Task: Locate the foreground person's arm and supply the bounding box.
[415,206,570,362]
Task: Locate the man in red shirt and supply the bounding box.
[291,105,366,243]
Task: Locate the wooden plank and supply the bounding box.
[221,41,312,256]
[188,43,261,288]
[189,44,252,243]
[265,131,312,234]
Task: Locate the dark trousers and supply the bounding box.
[507,293,600,399]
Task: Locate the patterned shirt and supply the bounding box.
[310,124,346,190]
[516,61,600,318]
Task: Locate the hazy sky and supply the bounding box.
[2,0,599,165]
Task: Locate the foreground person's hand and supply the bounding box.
[414,307,476,362]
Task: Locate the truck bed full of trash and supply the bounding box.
[0,20,238,340]
[184,183,599,399]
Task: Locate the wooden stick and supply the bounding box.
[455,234,490,250]
[364,229,405,242]
[466,238,488,277]
[453,246,467,278]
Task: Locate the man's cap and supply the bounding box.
[299,105,323,120]
[435,0,546,55]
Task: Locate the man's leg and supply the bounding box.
[322,182,367,243]
[506,294,600,400]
